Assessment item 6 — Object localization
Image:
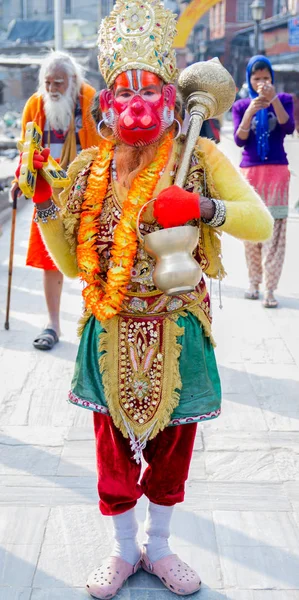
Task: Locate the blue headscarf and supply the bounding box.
[246,55,274,161]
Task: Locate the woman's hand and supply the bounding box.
[246,96,270,117]
[257,82,276,103]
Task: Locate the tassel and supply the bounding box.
[121,413,157,464]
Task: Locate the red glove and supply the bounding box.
[32,148,53,204]
[153,185,200,228]
[15,148,50,179]
[14,148,52,203]
[33,147,50,170]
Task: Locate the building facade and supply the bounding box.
[0,0,114,29]
[0,0,112,106]
[232,12,299,92]
[208,0,274,73]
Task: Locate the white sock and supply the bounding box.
[111,508,140,565]
[144,502,174,562]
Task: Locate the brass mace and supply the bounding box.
[139,59,237,296]
[175,57,236,188]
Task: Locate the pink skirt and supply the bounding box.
[241,164,290,219]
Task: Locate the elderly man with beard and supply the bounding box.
[15,1,273,597]
[11,50,99,350]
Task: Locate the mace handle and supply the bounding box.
[174,91,217,189]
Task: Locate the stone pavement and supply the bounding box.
[0,191,299,599]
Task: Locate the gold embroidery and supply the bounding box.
[60,147,99,257]
[98,315,184,441]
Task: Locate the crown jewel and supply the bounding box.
[98,0,178,88]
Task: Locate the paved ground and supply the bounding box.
[0,139,299,599]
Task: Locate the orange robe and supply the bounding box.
[23,82,99,270]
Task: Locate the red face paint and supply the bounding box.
[107,70,176,146]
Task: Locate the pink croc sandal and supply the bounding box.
[86,555,141,599]
[141,550,201,596]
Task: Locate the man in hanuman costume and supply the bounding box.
[18,0,273,596]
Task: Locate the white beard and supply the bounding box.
[43,84,76,131]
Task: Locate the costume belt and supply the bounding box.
[120,278,208,317]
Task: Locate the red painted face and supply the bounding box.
[100,70,176,146]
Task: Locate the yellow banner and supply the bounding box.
[174,0,220,48]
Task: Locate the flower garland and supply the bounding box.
[76,131,173,322]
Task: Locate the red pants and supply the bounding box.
[93,414,197,516]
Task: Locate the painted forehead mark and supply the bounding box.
[139,71,161,87]
[114,70,162,92]
[115,72,134,90]
[132,70,139,90]
[114,70,140,92]
[123,70,142,91]
[125,70,141,92]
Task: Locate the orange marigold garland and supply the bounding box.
[77,141,114,283]
[77,132,173,322]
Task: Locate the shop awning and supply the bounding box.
[272,63,299,72]
[270,52,299,71]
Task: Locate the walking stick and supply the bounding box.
[4,122,70,331]
[4,188,19,330]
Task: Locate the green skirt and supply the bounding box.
[69,313,221,426]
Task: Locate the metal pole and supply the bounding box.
[21,0,28,19]
[254,20,260,54]
[54,0,64,51]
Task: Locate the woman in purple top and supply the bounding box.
[232,55,294,308]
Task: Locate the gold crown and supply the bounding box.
[98,0,178,88]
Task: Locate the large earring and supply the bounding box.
[163,106,174,126]
[97,120,111,140]
[103,107,115,127]
[173,118,182,140]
